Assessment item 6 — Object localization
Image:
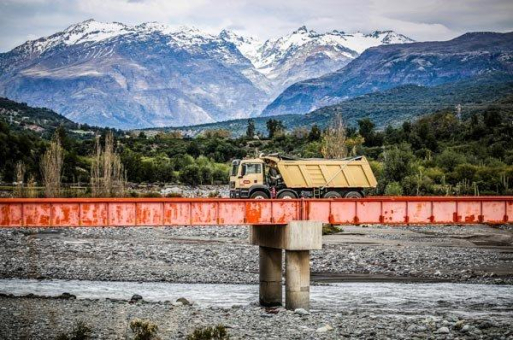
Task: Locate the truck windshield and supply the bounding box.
[244,163,262,174]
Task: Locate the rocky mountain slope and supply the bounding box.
[262,32,513,116]
[221,26,413,96]
[154,72,513,136]
[0,20,412,129]
[0,20,269,129]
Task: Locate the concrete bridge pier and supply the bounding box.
[259,246,282,306]
[285,250,310,310]
[250,221,322,310]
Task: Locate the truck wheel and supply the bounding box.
[345,191,363,198]
[277,190,297,199]
[250,191,269,199]
[323,191,342,198]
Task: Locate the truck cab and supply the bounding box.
[230,158,269,198]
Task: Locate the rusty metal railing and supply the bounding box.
[0,197,511,227]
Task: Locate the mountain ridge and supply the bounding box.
[0,19,414,129]
[262,31,513,116]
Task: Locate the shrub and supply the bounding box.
[55,321,92,340]
[180,165,201,186]
[436,149,466,172]
[208,190,220,198]
[384,182,403,196]
[322,224,343,235]
[187,325,229,340]
[130,319,160,340]
[199,166,213,185]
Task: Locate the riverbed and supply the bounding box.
[1,225,512,339]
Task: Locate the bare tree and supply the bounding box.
[14,161,25,197]
[91,132,126,197]
[321,113,348,159]
[26,175,38,198]
[41,135,64,197]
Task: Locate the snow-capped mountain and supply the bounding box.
[0,19,414,129]
[220,26,414,96]
[0,19,271,129]
[261,32,513,117]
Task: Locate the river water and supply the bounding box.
[1,279,512,318]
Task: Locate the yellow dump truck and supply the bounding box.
[229,154,377,199]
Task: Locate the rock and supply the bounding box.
[407,325,427,333]
[130,294,143,302]
[294,308,310,316]
[436,327,450,334]
[461,325,470,333]
[453,320,465,330]
[316,324,334,333]
[58,293,76,300]
[176,297,191,306]
[478,320,494,329]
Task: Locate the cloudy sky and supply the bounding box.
[1,0,512,52]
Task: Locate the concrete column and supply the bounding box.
[259,246,282,306]
[285,250,310,310]
[250,222,321,310]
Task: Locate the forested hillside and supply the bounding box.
[159,73,513,136]
[0,97,120,139]
[1,92,512,196]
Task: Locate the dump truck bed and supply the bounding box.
[264,156,377,189]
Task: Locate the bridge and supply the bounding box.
[1,196,512,311]
[0,196,511,227]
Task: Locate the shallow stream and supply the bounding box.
[1,279,512,318]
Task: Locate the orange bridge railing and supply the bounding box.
[0,197,512,227]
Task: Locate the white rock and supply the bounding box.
[294,308,310,316]
[316,324,334,333]
[436,326,450,334]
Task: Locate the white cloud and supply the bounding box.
[0,0,512,51]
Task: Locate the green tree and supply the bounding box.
[186,141,201,158]
[199,166,213,185]
[246,119,255,138]
[180,164,201,186]
[266,119,285,139]
[308,125,321,142]
[358,118,375,144]
[436,149,466,172]
[380,143,415,192]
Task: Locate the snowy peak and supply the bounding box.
[219,29,262,61]
[346,31,415,53]
[60,19,130,45]
[12,19,224,57]
[254,26,414,69]
[244,26,414,87]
